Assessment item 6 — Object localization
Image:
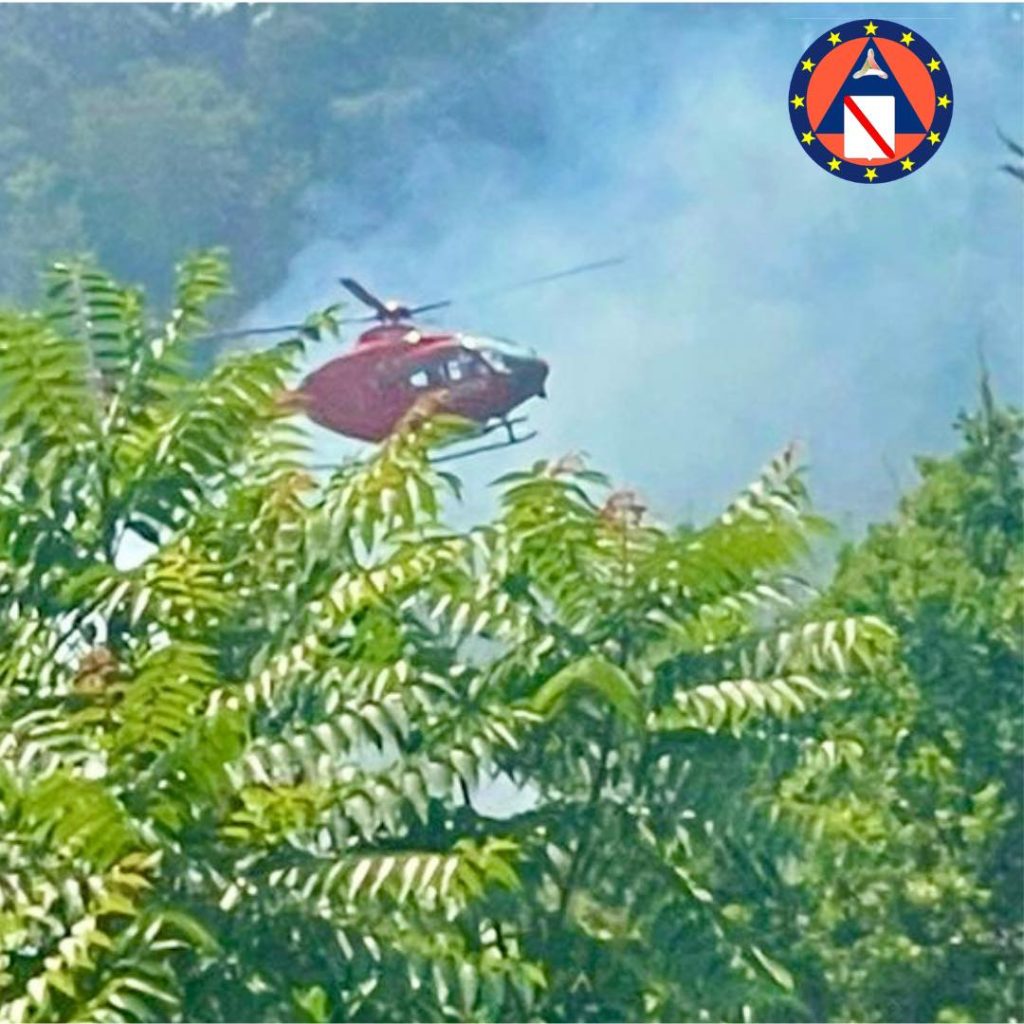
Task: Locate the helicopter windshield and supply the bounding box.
[459,333,537,373]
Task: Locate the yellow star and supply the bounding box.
[928,131,941,145]
[828,31,842,46]
[801,131,814,145]
[901,31,915,45]
[790,94,805,109]
[901,157,915,172]
[937,94,951,109]
[828,157,841,173]
[801,57,816,72]
[864,21,878,35]
[864,167,878,181]
[927,57,941,72]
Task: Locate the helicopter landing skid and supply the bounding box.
[307,417,537,472]
[431,417,537,464]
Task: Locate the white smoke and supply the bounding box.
[244,3,1024,528]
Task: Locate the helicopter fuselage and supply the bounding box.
[299,323,548,442]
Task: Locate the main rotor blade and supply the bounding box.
[461,256,626,303]
[196,322,305,343]
[342,313,389,324]
[408,299,454,316]
[340,277,390,317]
[196,311,384,344]
[393,256,626,319]
[202,256,626,343]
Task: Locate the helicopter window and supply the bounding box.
[459,334,529,374]
[409,368,430,389]
[461,333,537,360]
[445,352,481,382]
[483,351,509,373]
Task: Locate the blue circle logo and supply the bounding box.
[789,19,953,183]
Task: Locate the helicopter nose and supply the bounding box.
[525,357,549,399]
[499,352,548,401]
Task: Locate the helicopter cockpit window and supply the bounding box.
[459,333,534,374]
[409,368,430,389]
[445,352,480,382]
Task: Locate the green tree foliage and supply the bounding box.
[0,255,901,1022]
[749,385,1023,1022]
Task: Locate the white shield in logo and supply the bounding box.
[844,95,895,159]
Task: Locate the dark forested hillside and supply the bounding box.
[0,4,540,307]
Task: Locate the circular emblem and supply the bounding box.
[789,19,952,183]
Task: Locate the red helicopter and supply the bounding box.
[204,259,621,460]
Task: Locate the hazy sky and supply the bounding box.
[245,3,1024,531]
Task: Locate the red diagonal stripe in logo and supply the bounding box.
[843,96,896,159]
